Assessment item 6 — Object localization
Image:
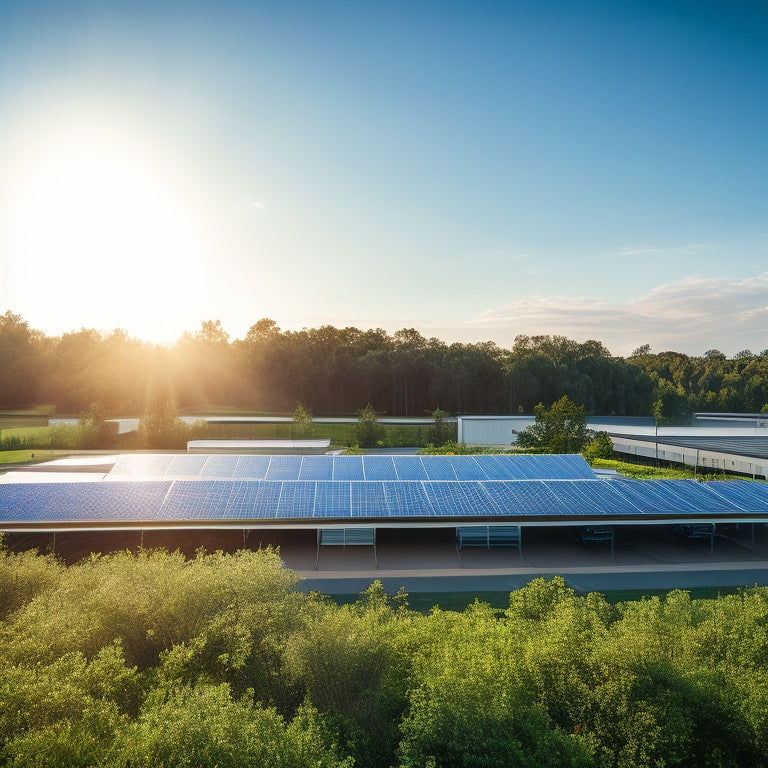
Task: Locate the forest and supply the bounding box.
[2,311,768,421]
[2,543,768,768]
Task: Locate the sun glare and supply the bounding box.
[5,126,205,342]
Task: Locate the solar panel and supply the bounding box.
[393,456,429,481]
[298,456,334,481]
[161,480,233,519]
[382,481,434,515]
[448,456,488,480]
[107,454,175,480]
[424,482,501,517]
[314,482,352,518]
[226,481,282,518]
[232,456,270,479]
[481,481,571,516]
[351,482,390,517]
[333,456,365,481]
[362,455,397,480]
[703,480,768,513]
[0,481,172,522]
[200,455,237,478]
[277,482,316,518]
[422,457,458,481]
[166,455,209,477]
[541,480,627,516]
[265,456,302,481]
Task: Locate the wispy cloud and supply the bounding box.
[459,272,768,356]
[613,243,712,258]
[249,200,265,209]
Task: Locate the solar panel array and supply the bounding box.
[107,453,597,482]
[3,473,768,526]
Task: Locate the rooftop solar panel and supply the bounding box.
[314,482,352,518]
[362,455,397,480]
[393,456,429,481]
[233,456,270,479]
[541,480,627,516]
[703,480,768,512]
[481,481,572,516]
[278,482,316,518]
[265,456,302,481]
[161,480,233,519]
[424,482,501,517]
[200,455,238,478]
[422,457,458,481]
[0,481,172,523]
[351,482,390,517]
[448,456,488,480]
[298,456,334,481]
[333,456,365,481]
[167,455,209,477]
[108,454,175,480]
[382,481,434,515]
[225,481,282,519]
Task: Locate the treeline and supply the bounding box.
[2,310,768,419]
[3,545,768,767]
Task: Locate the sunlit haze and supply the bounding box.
[1,1,767,354]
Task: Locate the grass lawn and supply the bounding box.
[0,449,64,466]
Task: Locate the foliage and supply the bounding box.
[291,402,314,439]
[425,408,453,447]
[354,403,385,448]
[138,390,188,449]
[516,395,593,453]
[582,431,614,460]
[4,545,768,767]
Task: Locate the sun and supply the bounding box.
[3,123,205,342]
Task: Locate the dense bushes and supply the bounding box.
[2,544,768,767]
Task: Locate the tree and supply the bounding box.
[516,396,592,454]
[582,431,614,460]
[631,344,652,356]
[426,408,452,447]
[291,402,314,438]
[354,403,385,448]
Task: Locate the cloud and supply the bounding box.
[613,243,712,258]
[249,200,264,209]
[461,272,768,356]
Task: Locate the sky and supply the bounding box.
[1,0,767,357]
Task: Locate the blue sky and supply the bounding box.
[1,0,766,356]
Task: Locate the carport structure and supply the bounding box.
[2,454,768,567]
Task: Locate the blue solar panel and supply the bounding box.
[362,455,397,480]
[542,480,627,516]
[162,480,232,519]
[200,455,237,478]
[298,457,334,481]
[351,483,390,517]
[424,482,501,517]
[481,481,571,516]
[265,456,302,481]
[165,455,207,476]
[0,481,172,522]
[333,456,365,481]
[393,457,429,481]
[422,457,458,481]
[472,455,518,480]
[702,481,768,513]
[382,481,434,515]
[108,454,175,479]
[314,482,352,517]
[225,481,282,518]
[448,457,488,480]
[232,456,270,479]
[277,482,316,518]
